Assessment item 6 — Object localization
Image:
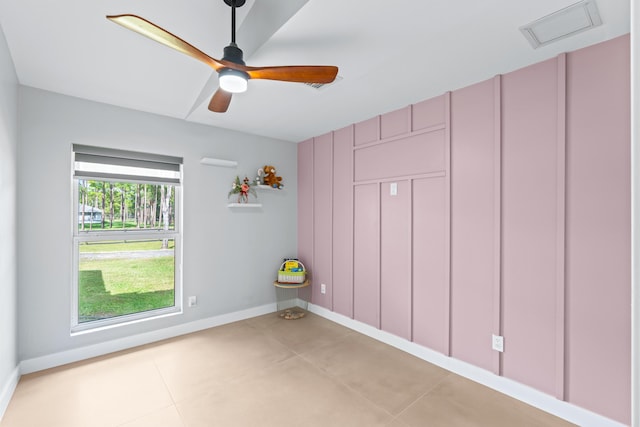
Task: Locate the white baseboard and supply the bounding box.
[0,365,20,423]
[307,303,626,427]
[20,303,277,375]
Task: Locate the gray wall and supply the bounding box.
[17,87,298,360]
[0,23,18,396]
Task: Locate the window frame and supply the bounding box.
[70,146,183,334]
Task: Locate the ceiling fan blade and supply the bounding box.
[208,89,233,113]
[245,65,338,83]
[107,14,224,72]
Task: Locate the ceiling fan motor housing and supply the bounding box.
[222,43,245,66]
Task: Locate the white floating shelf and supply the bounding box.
[227,203,262,208]
[200,157,237,168]
[256,184,282,191]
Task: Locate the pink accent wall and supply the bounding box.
[501,57,561,396]
[352,100,451,338]
[297,139,314,303]
[565,35,630,423]
[413,95,447,131]
[354,130,446,182]
[381,106,411,139]
[354,116,379,146]
[298,35,631,424]
[380,180,412,340]
[353,183,380,327]
[450,78,498,373]
[332,126,354,318]
[312,133,333,308]
[412,177,449,353]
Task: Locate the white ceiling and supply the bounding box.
[0,0,630,142]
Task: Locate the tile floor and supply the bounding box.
[1,312,575,427]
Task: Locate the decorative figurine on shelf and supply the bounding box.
[228,176,257,203]
[255,168,263,186]
[262,165,284,189]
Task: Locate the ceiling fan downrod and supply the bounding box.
[223,0,246,44]
[222,0,246,65]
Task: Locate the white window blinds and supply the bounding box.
[73,144,182,185]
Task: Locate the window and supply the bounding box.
[71,144,182,333]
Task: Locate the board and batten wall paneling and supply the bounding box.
[565,34,630,425]
[353,183,380,328]
[354,131,446,182]
[380,106,411,140]
[312,133,333,308]
[297,139,314,303]
[410,93,450,353]
[380,180,412,340]
[354,116,380,146]
[332,125,354,318]
[298,35,631,425]
[500,57,563,397]
[412,177,449,353]
[450,77,499,373]
[413,95,447,132]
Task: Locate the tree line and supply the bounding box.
[79,180,175,232]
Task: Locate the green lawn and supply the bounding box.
[79,255,174,323]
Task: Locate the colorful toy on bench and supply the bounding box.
[277,259,306,284]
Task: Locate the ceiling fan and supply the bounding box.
[107,0,339,113]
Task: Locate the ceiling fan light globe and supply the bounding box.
[219,69,248,93]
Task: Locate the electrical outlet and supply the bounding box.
[320,283,326,294]
[492,334,504,352]
[390,182,398,196]
[188,296,197,307]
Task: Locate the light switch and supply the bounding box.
[390,182,398,196]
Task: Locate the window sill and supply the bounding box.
[71,307,182,336]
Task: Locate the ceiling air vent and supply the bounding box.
[304,75,343,91]
[519,0,602,49]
